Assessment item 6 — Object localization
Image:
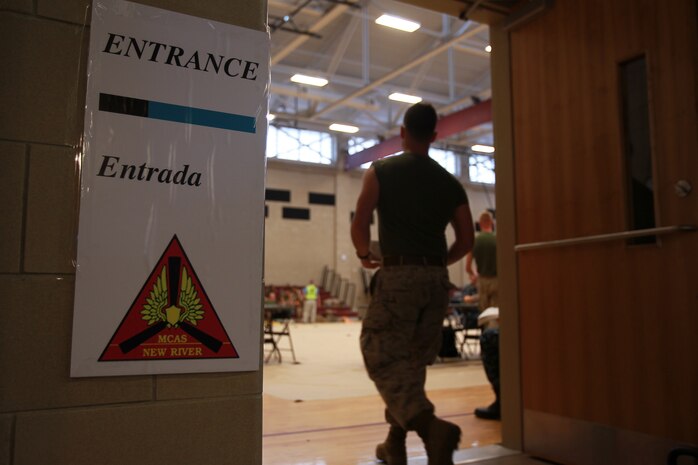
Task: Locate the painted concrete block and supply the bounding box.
[24,145,79,273]
[0,414,12,465]
[136,0,266,31]
[0,142,26,273]
[37,0,90,25]
[1,0,33,14]
[0,13,85,146]
[157,370,262,401]
[14,397,262,465]
[0,276,152,413]
[35,0,267,31]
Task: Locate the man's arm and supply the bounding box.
[465,252,477,281]
[350,167,380,268]
[446,203,475,266]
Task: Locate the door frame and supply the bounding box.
[490,24,523,451]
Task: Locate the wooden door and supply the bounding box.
[510,0,698,463]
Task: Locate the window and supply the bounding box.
[347,136,379,170]
[347,136,378,156]
[267,125,335,165]
[620,55,656,244]
[430,148,458,176]
[347,138,459,176]
[469,154,495,184]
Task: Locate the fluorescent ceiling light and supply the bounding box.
[375,14,420,32]
[388,92,423,104]
[485,45,492,53]
[290,74,328,87]
[472,144,495,153]
[329,123,359,134]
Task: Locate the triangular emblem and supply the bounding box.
[100,235,238,361]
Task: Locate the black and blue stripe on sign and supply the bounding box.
[98,93,256,133]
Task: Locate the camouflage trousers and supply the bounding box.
[360,265,451,430]
[477,276,498,313]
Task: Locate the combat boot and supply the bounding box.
[375,425,407,465]
[412,412,461,465]
[474,399,500,420]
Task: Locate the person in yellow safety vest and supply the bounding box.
[302,280,319,323]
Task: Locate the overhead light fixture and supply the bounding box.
[267,113,276,121]
[388,92,423,104]
[375,14,421,32]
[290,74,328,87]
[329,123,359,134]
[485,45,492,53]
[472,144,495,153]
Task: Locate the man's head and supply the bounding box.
[479,211,494,231]
[401,103,438,150]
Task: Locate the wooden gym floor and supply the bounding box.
[263,385,505,465]
[260,321,544,465]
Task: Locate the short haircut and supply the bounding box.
[403,102,437,142]
[479,211,493,226]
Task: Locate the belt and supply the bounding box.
[382,255,446,267]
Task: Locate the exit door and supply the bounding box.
[509,0,697,463]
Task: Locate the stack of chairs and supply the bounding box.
[317,266,357,320]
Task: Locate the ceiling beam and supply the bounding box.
[454,43,491,57]
[272,61,484,101]
[270,84,380,112]
[326,14,361,79]
[268,0,322,16]
[395,0,514,24]
[442,123,494,143]
[362,3,370,84]
[271,4,349,65]
[344,99,492,170]
[272,64,466,107]
[312,23,488,119]
[438,95,480,114]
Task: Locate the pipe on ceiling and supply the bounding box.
[344,99,492,170]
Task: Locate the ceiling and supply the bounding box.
[267,0,501,156]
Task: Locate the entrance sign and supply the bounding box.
[71,0,269,376]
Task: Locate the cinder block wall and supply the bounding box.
[0,1,266,464]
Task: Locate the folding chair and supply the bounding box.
[450,305,481,360]
[263,306,298,364]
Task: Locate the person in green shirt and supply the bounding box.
[466,211,497,313]
[465,211,501,420]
